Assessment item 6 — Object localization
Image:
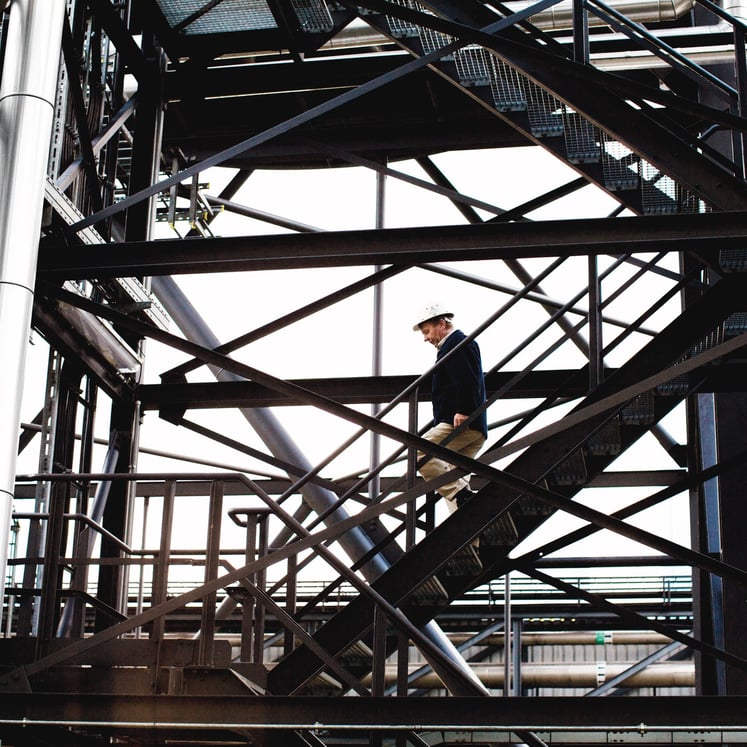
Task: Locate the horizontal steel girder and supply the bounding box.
[37,211,747,279]
[137,365,747,410]
[138,370,590,410]
[0,693,746,731]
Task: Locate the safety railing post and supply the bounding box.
[240,511,257,662]
[284,553,298,656]
[573,0,590,63]
[371,604,387,747]
[588,254,603,389]
[198,480,223,665]
[151,480,175,643]
[253,511,269,665]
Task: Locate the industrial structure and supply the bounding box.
[2,0,747,744]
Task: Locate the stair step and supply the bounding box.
[564,111,601,163]
[480,511,519,547]
[488,57,527,111]
[411,575,449,606]
[526,81,564,137]
[587,417,622,456]
[454,45,494,87]
[338,640,373,666]
[443,545,483,577]
[552,448,588,485]
[621,390,655,425]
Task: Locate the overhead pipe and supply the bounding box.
[150,275,487,695]
[365,661,695,688]
[0,0,67,603]
[310,1,747,71]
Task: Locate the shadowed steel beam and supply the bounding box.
[37,211,745,278]
[137,370,592,410]
[67,0,562,233]
[0,693,746,730]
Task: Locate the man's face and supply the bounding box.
[419,318,448,347]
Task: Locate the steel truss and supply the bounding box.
[4,0,747,745]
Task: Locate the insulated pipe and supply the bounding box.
[0,0,67,603]
[365,662,695,688]
[504,0,696,28]
[149,275,486,694]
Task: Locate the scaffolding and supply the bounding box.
[4,0,747,745]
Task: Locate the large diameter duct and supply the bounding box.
[150,275,487,694]
[0,0,67,603]
[369,662,695,689]
[504,0,695,28]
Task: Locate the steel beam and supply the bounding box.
[37,211,747,279]
[0,693,746,730]
[137,370,591,410]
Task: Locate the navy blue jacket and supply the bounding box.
[431,329,488,437]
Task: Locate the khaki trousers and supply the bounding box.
[417,423,486,512]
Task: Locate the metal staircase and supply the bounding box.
[356,0,747,213]
[266,270,747,695]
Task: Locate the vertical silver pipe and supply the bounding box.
[504,572,512,696]
[369,169,385,502]
[0,0,67,602]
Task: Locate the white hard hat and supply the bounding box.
[412,303,454,331]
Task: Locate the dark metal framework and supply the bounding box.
[5,0,747,744]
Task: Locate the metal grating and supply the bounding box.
[481,511,519,547]
[641,161,679,214]
[656,363,688,396]
[602,134,639,190]
[515,494,553,517]
[384,0,421,38]
[488,57,526,111]
[692,325,725,356]
[411,576,449,605]
[724,312,747,336]
[719,249,747,272]
[525,81,564,137]
[156,0,278,35]
[454,45,493,87]
[563,110,601,163]
[338,640,373,666]
[292,0,333,33]
[418,25,455,60]
[552,448,588,485]
[443,544,483,576]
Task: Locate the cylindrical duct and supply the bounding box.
[0,0,67,602]
[368,662,695,689]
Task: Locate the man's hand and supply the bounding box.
[453,412,468,428]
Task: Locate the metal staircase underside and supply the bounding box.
[354,0,747,213]
[267,272,747,695]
